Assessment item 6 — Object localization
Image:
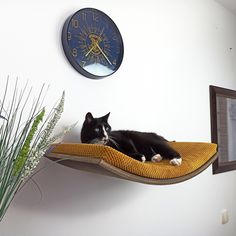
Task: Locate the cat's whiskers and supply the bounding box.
[108,136,120,149]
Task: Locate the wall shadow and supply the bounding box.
[13,158,142,217]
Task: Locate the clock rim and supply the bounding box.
[61,7,124,80]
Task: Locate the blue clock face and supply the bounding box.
[62,8,124,79]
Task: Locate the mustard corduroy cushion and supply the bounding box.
[50,142,217,179]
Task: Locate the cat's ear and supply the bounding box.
[103,112,110,122]
[85,112,94,124]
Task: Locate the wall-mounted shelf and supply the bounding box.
[45,142,217,185]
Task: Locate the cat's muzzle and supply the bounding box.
[90,138,108,145]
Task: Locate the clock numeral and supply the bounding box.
[112,35,118,41]
[72,19,79,28]
[82,12,86,21]
[92,12,99,22]
[112,59,117,65]
[81,61,86,67]
[72,48,78,57]
[68,32,72,40]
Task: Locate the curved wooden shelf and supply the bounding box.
[45,142,218,185]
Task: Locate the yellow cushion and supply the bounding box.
[51,142,217,179]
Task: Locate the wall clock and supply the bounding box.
[62,8,124,79]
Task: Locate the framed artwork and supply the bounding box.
[210,85,236,174]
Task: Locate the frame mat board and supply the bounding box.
[45,142,218,185]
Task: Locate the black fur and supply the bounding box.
[81,112,181,162]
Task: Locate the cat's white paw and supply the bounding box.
[141,156,146,162]
[170,158,182,166]
[151,154,163,162]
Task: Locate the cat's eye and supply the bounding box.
[94,128,100,133]
[105,126,110,131]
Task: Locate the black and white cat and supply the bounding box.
[81,112,182,166]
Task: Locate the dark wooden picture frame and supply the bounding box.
[210,85,236,174]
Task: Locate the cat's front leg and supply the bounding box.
[151,154,163,162]
[169,157,182,166]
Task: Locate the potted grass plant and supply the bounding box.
[0,79,65,221]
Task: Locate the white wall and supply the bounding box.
[0,0,236,235]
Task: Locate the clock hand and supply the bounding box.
[86,35,102,57]
[95,42,112,65]
[85,44,96,57]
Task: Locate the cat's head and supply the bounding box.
[81,112,111,145]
